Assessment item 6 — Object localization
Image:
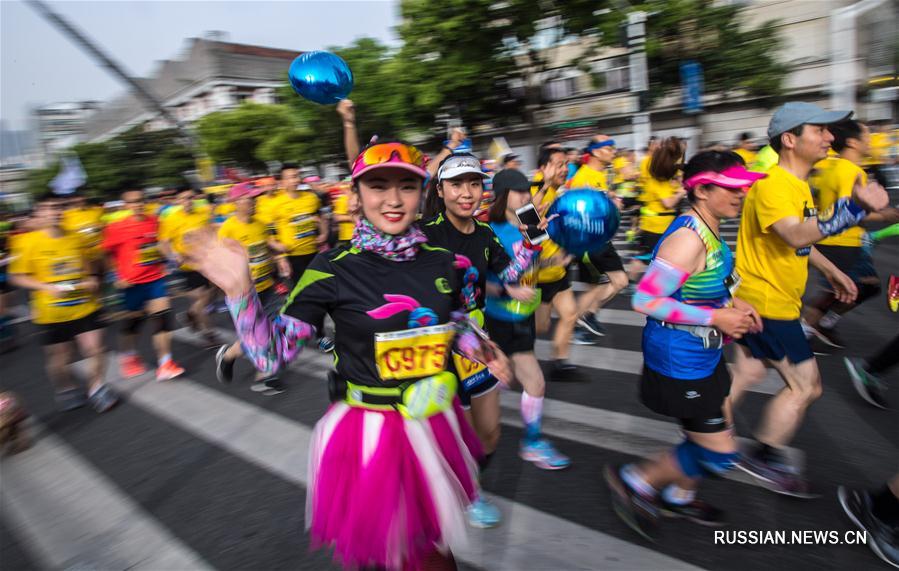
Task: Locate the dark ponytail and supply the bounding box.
[649,137,685,182]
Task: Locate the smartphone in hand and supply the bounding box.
[515,203,549,245]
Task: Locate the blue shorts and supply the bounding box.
[736,318,814,365]
[123,278,167,312]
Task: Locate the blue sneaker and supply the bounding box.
[519,438,570,470]
[467,496,502,529]
[318,336,335,353]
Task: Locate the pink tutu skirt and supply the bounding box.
[306,398,483,570]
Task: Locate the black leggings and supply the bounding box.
[868,333,899,376]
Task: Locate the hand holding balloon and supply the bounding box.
[546,188,620,257]
[289,51,354,105]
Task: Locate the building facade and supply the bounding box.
[82,34,299,143]
[33,101,100,164]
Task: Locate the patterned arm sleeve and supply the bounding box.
[450,309,490,365]
[817,198,865,237]
[632,257,714,326]
[496,240,538,283]
[227,290,316,374]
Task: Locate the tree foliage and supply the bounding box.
[196,102,298,171]
[25,127,194,198]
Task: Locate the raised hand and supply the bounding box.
[183,227,253,299]
[336,99,355,124]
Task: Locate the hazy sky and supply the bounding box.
[0,0,399,130]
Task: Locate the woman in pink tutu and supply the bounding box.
[186,141,510,570]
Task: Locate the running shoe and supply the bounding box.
[251,376,285,396]
[120,354,148,379]
[571,329,597,346]
[659,498,726,527]
[156,360,185,382]
[577,314,607,337]
[735,449,818,499]
[467,496,502,529]
[55,387,87,412]
[604,464,659,541]
[318,336,336,353]
[553,359,577,373]
[844,357,889,409]
[87,385,119,413]
[889,274,898,313]
[519,438,570,470]
[625,229,638,243]
[838,486,899,569]
[803,321,845,349]
[215,345,235,384]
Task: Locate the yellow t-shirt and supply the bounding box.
[568,163,609,191]
[218,216,274,293]
[9,230,100,324]
[214,202,236,221]
[61,207,103,259]
[810,157,866,248]
[529,181,566,284]
[160,207,211,270]
[639,177,678,234]
[612,156,632,186]
[734,148,757,167]
[864,132,889,167]
[735,165,815,320]
[638,156,652,186]
[332,192,355,242]
[256,191,286,228]
[273,191,322,256]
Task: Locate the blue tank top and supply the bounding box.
[484,222,540,321]
[643,214,735,379]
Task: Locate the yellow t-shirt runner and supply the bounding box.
[529,177,566,284]
[638,176,679,234]
[160,206,211,270]
[273,191,322,256]
[218,216,275,293]
[332,192,355,242]
[568,163,609,191]
[9,230,100,324]
[61,207,103,259]
[735,165,815,320]
[256,190,285,229]
[734,148,757,167]
[810,157,866,248]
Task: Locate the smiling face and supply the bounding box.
[356,167,423,235]
[439,173,484,220]
[784,124,834,164]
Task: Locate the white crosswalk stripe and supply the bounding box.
[55,353,704,571]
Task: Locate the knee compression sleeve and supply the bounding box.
[675,440,739,478]
[149,309,176,333]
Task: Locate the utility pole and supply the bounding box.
[26,0,197,152]
[627,11,651,154]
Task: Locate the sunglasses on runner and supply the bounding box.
[351,142,428,181]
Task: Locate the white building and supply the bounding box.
[83,33,298,143]
[33,101,99,163]
[479,0,897,166]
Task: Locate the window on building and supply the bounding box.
[590,56,629,93]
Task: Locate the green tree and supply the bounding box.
[196,102,299,171]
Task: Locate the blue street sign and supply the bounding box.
[680,60,704,114]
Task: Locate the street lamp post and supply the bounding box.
[627,11,651,155]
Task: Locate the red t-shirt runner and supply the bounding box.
[102,215,165,285]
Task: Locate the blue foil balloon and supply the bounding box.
[546,188,620,257]
[288,51,354,105]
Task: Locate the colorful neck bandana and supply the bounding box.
[351,217,427,262]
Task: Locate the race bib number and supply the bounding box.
[138,242,162,266]
[374,323,454,381]
[292,214,316,240]
[452,351,490,391]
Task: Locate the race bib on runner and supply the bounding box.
[374,323,454,381]
[452,351,491,391]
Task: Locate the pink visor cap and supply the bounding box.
[228,182,263,201]
[683,165,766,191]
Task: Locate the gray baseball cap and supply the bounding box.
[767,102,852,140]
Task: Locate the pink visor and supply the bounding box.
[683,165,766,191]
